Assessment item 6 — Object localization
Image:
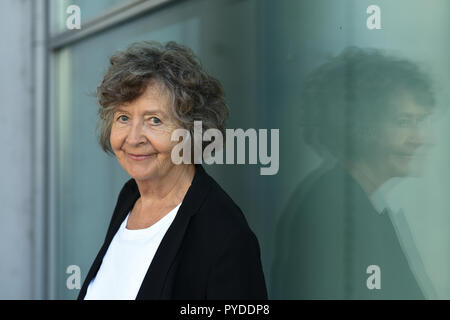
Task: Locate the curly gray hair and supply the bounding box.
[96,41,229,154]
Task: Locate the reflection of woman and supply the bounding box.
[272,47,435,299]
[78,41,267,300]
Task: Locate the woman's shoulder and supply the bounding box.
[189,167,255,239]
[115,166,255,239]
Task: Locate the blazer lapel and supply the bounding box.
[136,165,212,299]
[78,165,211,300]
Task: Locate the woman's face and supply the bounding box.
[110,82,181,182]
[361,93,435,178]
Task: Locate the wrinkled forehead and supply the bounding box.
[115,80,174,116]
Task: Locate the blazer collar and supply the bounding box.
[78,164,212,299]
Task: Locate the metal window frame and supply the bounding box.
[31,0,50,300]
[49,0,179,50]
[41,0,180,299]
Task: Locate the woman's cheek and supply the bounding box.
[110,131,126,151]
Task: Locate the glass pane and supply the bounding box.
[52,0,450,299]
[268,0,450,299]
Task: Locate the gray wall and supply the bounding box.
[0,0,33,299]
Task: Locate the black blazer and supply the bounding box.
[272,163,424,299]
[78,165,268,300]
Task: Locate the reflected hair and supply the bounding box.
[96,41,229,154]
[299,47,435,158]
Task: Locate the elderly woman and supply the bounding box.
[78,41,267,300]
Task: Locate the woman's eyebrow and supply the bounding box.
[396,111,432,118]
[114,108,130,114]
[114,108,166,116]
[143,109,166,116]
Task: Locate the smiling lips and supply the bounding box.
[126,152,155,161]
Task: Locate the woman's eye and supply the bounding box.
[118,115,129,122]
[397,118,411,127]
[148,117,161,125]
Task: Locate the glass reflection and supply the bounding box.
[272,47,438,299]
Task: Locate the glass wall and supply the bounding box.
[51,0,450,299]
[265,0,450,299]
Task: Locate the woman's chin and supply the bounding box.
[128,170,157,182]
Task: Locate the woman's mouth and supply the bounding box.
[126,152,155,161]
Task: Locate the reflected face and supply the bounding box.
[372,93,435,177]
[110,83,180,182]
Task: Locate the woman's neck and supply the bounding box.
[135,164,196,207]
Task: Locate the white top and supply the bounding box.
[371,181,438,299]
[84,203,181,300]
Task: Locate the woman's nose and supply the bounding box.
[126,120,147,145]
